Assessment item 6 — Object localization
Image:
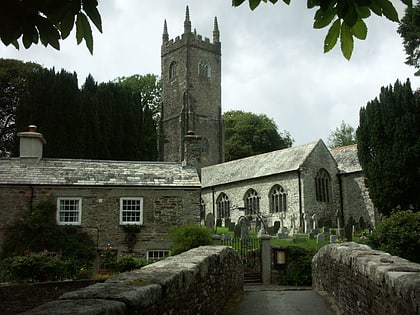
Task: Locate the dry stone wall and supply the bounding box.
[24,246,243,315]
[312,242,420,315]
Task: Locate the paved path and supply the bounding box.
[225,285,338,315]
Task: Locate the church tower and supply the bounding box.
[160,6,223,167]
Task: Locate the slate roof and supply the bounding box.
[201,140,321,188]
[0,158,200,187]
[330,144,362,174]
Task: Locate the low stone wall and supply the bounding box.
[24,246,243,314]
[312,242,420,315]
[0,279,103,314]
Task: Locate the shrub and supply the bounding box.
[116,255,149,272]
[2,252,71,282]
[278,246,315,286]
[1,199,97,280]
[367,210,420,263]
[170,224,213,255]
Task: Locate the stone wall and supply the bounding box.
[0,185,200,258]
[312,242,420,315]
[24,246,243,315]
[0,280,103,314]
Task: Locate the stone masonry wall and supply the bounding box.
[23,246,243,315]
[312,242,420,315]
[0,185,200,257]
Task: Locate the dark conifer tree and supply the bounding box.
[357,79,420,215]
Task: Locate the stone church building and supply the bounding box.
[160,7,376,233]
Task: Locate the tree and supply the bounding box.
[356,79,419,216]
[233,0,410,60]
[0,0,102,54]
[397,2,420,73]
[223,110,293,161]
[0,59,42,156]
[327,120,356,148]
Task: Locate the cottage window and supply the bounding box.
[57,197,82,225]
[315,169,332,202]
[147,250,170,262]
[269,185,287,213]
[169,61,177,79]
[120,197,143,225]
[244,189,260,215]
[217,193,230,219]
[198,60,210,78]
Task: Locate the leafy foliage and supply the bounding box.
[0,0,102,54]
[232,0,409,59]
[223,110,293,161]
[277,246,315,286]
[116,255,149,272]
[170,224,213,255]
[356,79,419,215]
[0,59,42,156]
[1,253,71,282]
[367,210,420,263]
[327,120,356,148]
[0,199,96,279]
[397,3,420,71]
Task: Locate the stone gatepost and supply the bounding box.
[259,234,271,285]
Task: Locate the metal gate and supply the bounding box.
[221,237,261,283]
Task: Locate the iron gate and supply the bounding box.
[221,237,261,283]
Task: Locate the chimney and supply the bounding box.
[183,131,202,178]
[17,125,46,162]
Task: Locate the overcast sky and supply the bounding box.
[1,1,418,146]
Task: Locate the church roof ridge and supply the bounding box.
[201,140,321,188]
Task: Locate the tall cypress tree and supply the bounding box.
[357,79,420,215]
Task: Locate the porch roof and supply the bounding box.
[330,144,362,174]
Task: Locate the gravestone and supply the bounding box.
[238,217,250,240]
[273,221,280,234]
[303,213,311,233]
[228,222,235,232]
[330,235,338,243]
[225,218,231,228]
[316,233,325,243]
[312,214,319,232]
[234,224,241,238]
[205,213,214,232]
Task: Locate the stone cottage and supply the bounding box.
[0,127,202,260]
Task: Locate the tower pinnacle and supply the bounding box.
[213,17,220,43]
[184,6,191,33]
[162,19,168,42]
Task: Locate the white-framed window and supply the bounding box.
[120,197,143,225]
[217,193,230,219]
[147,250,170,262]
[57,197,82,225]
[244,189,260,215]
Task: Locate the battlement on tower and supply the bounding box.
[161,32,221,57]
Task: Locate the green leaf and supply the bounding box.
[355,6,371,18]
[370,0,383,16]
[377,0,399,22]
[281,0,290,4]
[76,12,94,54]
[324,18,341,53]
[60,13,75,39]
[342,3,359,26]
[22,26,38,49]
[250,0,262,10]
[340,22,354,60]
[36,17,60,50]
[351,19,368,40]
[314,6,336,29]
[232,0,247,6]
[82,0,103,33]
[307,0,319,9]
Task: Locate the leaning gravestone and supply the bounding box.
[205,213,214,233]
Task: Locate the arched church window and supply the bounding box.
[244,189,260,216]
[269,185,287,213]
[315,169,332,202]
[169,61,177,79]
[217,193,230,219]
[198,60,210,78]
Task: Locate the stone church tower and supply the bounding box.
[160,6,224,168]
